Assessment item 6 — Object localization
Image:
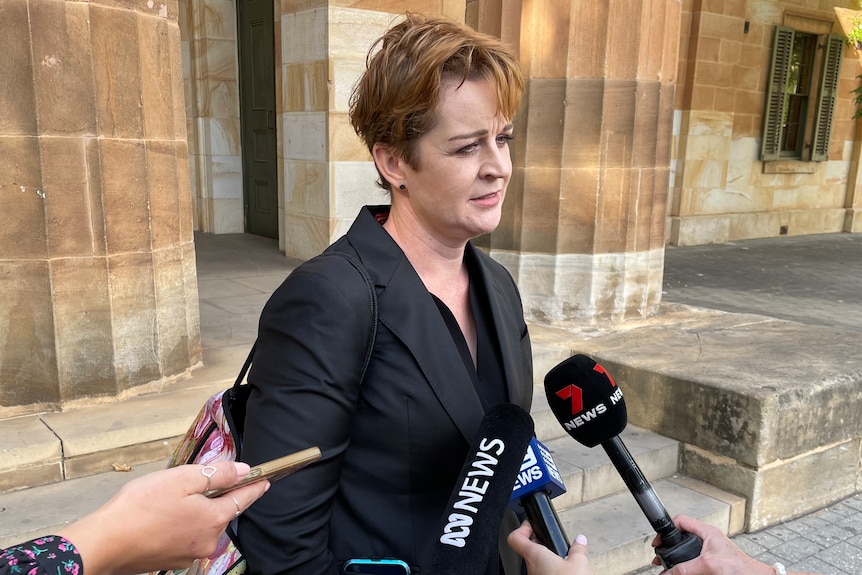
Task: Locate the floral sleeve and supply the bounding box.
[0,536,83,575]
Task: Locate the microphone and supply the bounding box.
[544,354,703,569]
[509,437,570,556]
[429,402,535,575]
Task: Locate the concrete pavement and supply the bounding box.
[0,230,860,574]
[662,233,862,333]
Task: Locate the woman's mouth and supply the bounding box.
[470,191,501,206]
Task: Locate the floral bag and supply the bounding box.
[155,345,255,575]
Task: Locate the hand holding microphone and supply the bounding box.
[508,522,594,575]
[543,355,703,570]
[509,437,570,556]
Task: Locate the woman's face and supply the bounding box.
[395,77,513,247]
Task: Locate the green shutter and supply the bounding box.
[761,27,794,162]
[810,34,844,162]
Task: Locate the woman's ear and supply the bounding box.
[372,143,406,190]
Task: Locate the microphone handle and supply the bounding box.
[601,436,702,568]
[602,436,678,541]
[521,491,571,557]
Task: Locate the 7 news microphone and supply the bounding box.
[544,354,703,570]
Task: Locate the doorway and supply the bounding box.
[237,0,278,239]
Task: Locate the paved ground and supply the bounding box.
[634,231,862,575]
[195,234,297,349]
[662,233,862,334]
[629,492,862,575]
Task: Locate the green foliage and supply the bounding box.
[847,15,862,119]
[853,75,862,120]
[847,16,862,48]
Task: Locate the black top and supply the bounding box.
[431,249,508,410]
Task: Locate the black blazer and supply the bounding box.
[238,206,533,575]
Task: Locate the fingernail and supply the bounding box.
[575,534,588,545]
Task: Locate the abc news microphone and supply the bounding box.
[544,354,703,570]
[428,402,534,575]
[508,437,570,557]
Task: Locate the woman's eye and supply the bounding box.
[455,134,513,155]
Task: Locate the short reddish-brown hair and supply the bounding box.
[349,13,524,191]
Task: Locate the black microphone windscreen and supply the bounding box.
[544,354,627,448]
[429,402,535,575]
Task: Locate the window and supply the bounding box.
[761,26,844,162]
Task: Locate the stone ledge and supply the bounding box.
[553,304,862,530]
[682,438,860,529]
[0,462,63,494]
[0,415,61,471]
[38,383,222,458]
[64,437,183,480]
[0,373,228,494]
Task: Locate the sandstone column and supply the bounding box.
[0,0,200,415]
[489,0,682,323]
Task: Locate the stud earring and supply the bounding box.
[398,183,406,190]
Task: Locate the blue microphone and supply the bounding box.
[509,437,570,556]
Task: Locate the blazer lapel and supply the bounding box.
[468,244,531,410]
[342,207,527,442]
[342,206,486,444]
[378,260,486,443]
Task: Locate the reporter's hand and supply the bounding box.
[651,515,774,575]
[59,461,269,575]
[508,520,594,575]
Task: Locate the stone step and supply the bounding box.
[0,338,570,495]
[533,425,745,575]
[0,346,252,494]
[0,459,169,549]
[0,382,666,499]
[556,476,744,575]
[0,469,744,575]
[540,426,680,511]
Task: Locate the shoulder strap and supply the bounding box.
[325,251,379,382]
[231,251,378,391]
[232,341,257,389]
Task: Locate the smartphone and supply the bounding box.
[204,446,321,497]
[340,559,410,575]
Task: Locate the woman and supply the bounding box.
[237,13,532,575]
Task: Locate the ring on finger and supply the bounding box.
[230,495,242,518]
[201,465,218,493]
